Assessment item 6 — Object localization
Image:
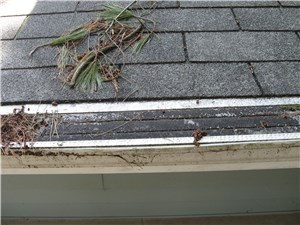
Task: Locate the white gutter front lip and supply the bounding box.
[1,97,299,115]
[3,133,300,149]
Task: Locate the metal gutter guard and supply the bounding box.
[1,97,300,174]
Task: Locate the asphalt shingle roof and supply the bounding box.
[1,0,300,104]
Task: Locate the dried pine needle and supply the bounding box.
[29,19,107,56]
[132,33,152,55]
[69,60,121,93]
[1,107,48,152]
[66,23,143,90]
[100,3,135,22]
[68,51,97,87]
[73,61,103,92]
[57,45,75,75]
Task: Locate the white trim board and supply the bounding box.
[3,161,299,175]
[2,140,299,174]
[1,97,299,115]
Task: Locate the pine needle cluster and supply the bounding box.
[29,1,156,95]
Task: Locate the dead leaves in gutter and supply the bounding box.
[192,129,208,147]
[1,107,48,154]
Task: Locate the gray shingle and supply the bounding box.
[122,33,185,64]
[30,1,77,14]
[180,1,279,8]
[0,16,26,40]
[121,63,261,99]
[121,64,196,99]
[0,0,77,16]
[17,13,76,39]
[77,1,104,12]
[253,62,300,95]
[0,68,115,103]
[99,33,185,64]
[1,33,184,70]
[70,12,99,27]
[2,0,299,105]
[76,33,185,64]
[1,39,57,69]
[280,1,300,6]
[191,63,261,97]
[186,32,300,62]
[234,8,300,30]
[17,12,98,39]
[1,63,261,103]
[77,1,178,11]
[17,8,237,39]
[148,8,238,31]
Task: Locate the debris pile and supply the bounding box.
[29,1,155,96]
[1,107,48,153]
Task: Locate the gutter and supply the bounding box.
[1,97,300,174]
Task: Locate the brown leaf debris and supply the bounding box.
[1,107,48,154]
[192,129,208,147]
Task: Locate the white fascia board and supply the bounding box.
[2,161,299,175]
[2,140,299,174]
[2,134,299,175]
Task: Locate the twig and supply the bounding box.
[105,0,137,33]
[96,113,142,136]
[104,28,124,56]
[96,120,131,136]
[29,44,49,57]
[122,89,138,102]
[49,111,60,140]
[120,75,132,84]
[106,153,134,167]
